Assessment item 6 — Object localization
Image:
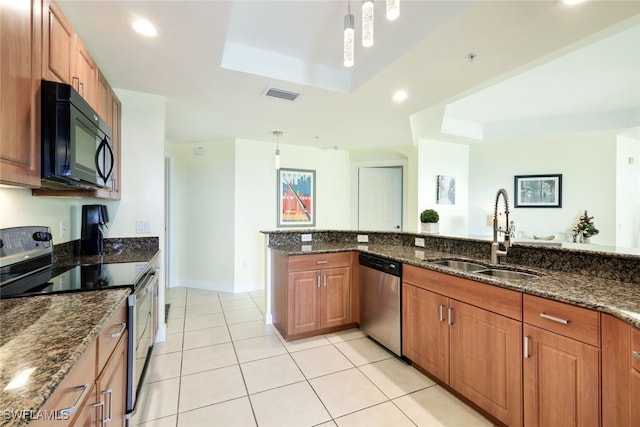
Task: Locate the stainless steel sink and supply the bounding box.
[476,269,539,280]
[429,260,488,272]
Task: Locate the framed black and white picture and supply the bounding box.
[514,174,562,208]
[436,175,456,205]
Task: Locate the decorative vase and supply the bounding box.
[421,222,439,234]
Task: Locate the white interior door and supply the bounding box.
[358,167,403,231]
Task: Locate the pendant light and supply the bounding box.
[362,0,374,47]
[344,2,355,67]
[273,130,282,170]
[386,0,400,21]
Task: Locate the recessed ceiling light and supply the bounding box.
[560,0,587,5]
[132,19,157,37]
[392,90,408,103]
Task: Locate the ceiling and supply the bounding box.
[57,1,640,150]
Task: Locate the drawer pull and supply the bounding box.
[58,384,89,417]
[633,351,640,360]
[110,323,127,338]
[316,261,328,265]
[540,312,570,325]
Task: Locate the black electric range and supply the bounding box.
[0,226,150,298]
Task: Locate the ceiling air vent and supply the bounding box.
[264,86,300,102]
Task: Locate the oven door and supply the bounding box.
[126,268,157,414]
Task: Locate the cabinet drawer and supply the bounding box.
[32,341,97,427]
[288,252,352,272]
[97,300,127,372]
[632,327,640,373]
[524,294,600,347]
[403,264,522,320]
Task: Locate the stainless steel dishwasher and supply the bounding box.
[359,253,402,356]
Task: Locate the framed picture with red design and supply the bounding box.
[277,168,315,227]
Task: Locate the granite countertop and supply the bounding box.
[0,289,130,427]
[270,243,640,329]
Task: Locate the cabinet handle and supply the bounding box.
[79,81,84,96]
[101,389,113,422]
[524,336,530,359]
[323,275,327,287]
[92,401,105,427]
[447,307,453,326]
[633,351,640,360]
[317,275,320,288]
[540,312,570,325]
[72,76,80,91]
[58,384,89,417]
[439,305,445,322]
[316,261,328,265]
[110,323,126,339]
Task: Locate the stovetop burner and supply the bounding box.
[0,226,149,299]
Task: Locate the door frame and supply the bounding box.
[352,159,408,231]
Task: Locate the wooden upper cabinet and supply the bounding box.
[0,0,42,187]
[42,0,98,110]
[97,71,112,125]
[42,0,73,84]
[73,36,97,108]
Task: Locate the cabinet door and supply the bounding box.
[0,0,41,187]
[69,384,100,427]
[108,93,121,199]
[631,328,640,426]
[73,37,98,108]
[42,0,73,84]
[402,284,449,383]
[321,267,351,328]
[524,324,600,427]
[97,331,128,427]
[97,71,112,125]
[449,300,522,427]
[288,270,320,335]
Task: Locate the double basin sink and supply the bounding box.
[429,259,539,280]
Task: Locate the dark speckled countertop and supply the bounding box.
[0,289,130,427]
[270,242,640,329]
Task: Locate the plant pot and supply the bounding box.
[421,222,439,234]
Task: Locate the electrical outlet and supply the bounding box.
[357,245,369,251]
[415,237,425,247]
[59,221,67,239]
[301,234,312,242]
[357,234,369,243]
[301,245,312,252]
[136,220,151,234]
[414,250,425,259]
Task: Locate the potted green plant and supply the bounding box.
[420,208,440,234]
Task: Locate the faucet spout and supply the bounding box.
[491,188,511,264]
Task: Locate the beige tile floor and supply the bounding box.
[130,287,494,427]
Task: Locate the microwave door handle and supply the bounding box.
[95,139,107,182]
[102,138,114,181]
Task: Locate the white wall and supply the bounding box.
[417,139,470,235]
[616,135,640,248]
[468,134,617,245]
[167,138,352,293]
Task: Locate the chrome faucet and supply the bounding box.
[491,188,512,264]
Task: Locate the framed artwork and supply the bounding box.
[514,174,562,208]
[277,168,316,227]
[437,175,456,205]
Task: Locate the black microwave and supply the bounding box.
[41,79,114,191]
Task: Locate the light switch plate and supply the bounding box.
[357,245,369,251]
[357,234,369,243]
[136,220,151,234]
[301,234,312,242]
[414,250,425,259]
[415,237,425,247]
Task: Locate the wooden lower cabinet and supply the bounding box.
[94,330,128,427]
[402,285,449,383]
[602,314,640,427]
[402,279,522,427]
[287,266,351,336]
[523,325,600,427]
[272,251,356,340]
